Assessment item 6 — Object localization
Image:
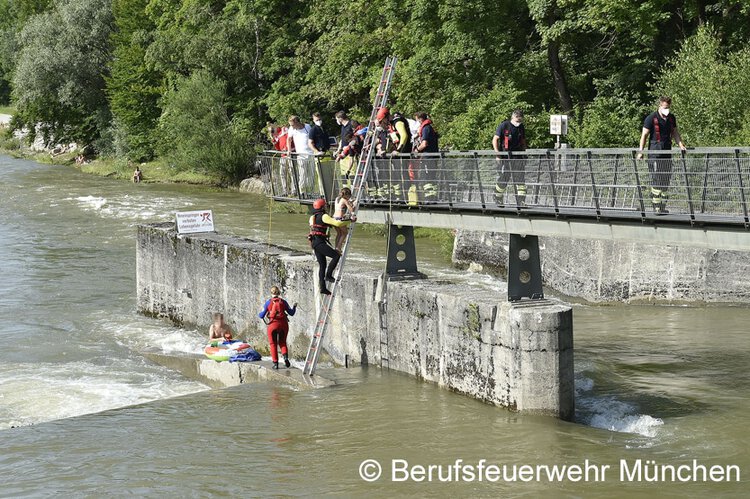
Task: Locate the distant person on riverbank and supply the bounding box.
[258,285,297,369]
[308,198,354,294]
[333,187,356,252]
[208,312,233,342]
[637,96,687,215]
[132,166,142,183]
[492,110,527,207]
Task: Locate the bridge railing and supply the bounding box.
[257,148,750,224]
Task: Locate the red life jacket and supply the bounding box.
[308,211,328,238]
[268,297,287,322]
[418,119,433,139]
[652,114,676,143]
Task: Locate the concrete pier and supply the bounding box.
[453,229,750,303]
[136,223,574,419]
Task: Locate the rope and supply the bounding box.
[267,189,273,255]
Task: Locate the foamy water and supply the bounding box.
[575,368,664,438]
[0,359,206,430]
[70,194,193,222]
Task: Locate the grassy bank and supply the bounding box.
[0,105,14,115]
[0,133,222,186]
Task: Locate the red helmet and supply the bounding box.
[313,198,326,210]
[376,107,390,121]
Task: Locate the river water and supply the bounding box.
[0,155,748,497]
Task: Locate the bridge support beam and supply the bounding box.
[386,224,427,281]
[508,234,544,301]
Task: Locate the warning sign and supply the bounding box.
[175,210,215,234]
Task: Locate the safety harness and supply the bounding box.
[501,122,526,151]
[652,114,676,144]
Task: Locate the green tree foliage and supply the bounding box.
[655,25,750,146]
[568,93,649,148]
[2,0,750,177]
[107,0,162,161]
[0,0,53,104]
[157,70,250,181]
[12,0,113,147]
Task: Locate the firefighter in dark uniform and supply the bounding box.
[308,198,354,294]
[492,110,527,207]
[413,112,440,203]
[637,96,686,214]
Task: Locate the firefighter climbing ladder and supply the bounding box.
[302,56,397,376]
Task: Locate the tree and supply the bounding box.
[654,25,750,146]
[157,70,250,181]
[12,0,114,147]
[107,0,162,161]
[0,0,54,104]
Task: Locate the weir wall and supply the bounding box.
[136,223,574,419]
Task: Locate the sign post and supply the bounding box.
[550,115,569,171]
[175,210,215,234]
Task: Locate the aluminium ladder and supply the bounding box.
[302,56,397,376]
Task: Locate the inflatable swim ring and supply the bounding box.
[204,340,253,362]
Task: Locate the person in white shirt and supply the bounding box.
[287,116,315,196]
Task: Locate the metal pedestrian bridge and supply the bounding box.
[258,147,750,299]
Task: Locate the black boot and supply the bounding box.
[284,354,291,368]
[653,202,666,215]
[272,361,279,370]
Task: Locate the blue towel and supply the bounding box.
[229,348,262,362]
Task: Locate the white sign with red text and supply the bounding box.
[175,210,215,234]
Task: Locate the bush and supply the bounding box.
[569,94,648,148]
[442,82,530,150]
[157,70,252,182]
[654,26,750,147]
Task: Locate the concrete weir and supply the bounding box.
[136,223,575,420]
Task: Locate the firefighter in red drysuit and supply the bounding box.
[258,285,297,369]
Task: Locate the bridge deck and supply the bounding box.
[259,148,750,250]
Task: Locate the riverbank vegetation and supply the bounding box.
[1,0,750,182]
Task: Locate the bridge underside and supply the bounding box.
[356,205,750,251]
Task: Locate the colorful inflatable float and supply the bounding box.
[204,340,261,362]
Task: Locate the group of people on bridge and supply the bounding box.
[268,96,687,214]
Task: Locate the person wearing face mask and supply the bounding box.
[492,110,528,207]
[308,112,330,156]
[637,96,686,214]
[413,112,441,203]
